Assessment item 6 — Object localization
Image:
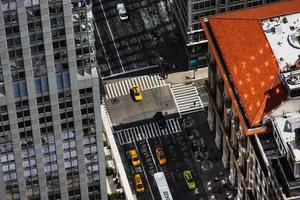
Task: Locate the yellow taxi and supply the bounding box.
[155,147,167,165]
[131,85,142,101]
[129,149,141,166]
[134,174,145,193]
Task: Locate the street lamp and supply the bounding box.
[192,69,197,79]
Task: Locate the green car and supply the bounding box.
[183,170,196,190]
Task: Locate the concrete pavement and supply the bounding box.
[102,67,209,199]
[165,67,208,85]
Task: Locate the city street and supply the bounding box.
[114,111,235,200]
[92,0,182,78]
[116,117,204,200]
[102,72,234,200]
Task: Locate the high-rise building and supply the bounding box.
[172,0,280,68]
[0,0,106,199]
[201,0,300,199]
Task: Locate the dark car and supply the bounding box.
[154,112,167,129]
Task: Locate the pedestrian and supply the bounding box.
[172,64,176,70]
[194,101,197,107]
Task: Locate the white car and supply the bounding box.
[116,3,128,21]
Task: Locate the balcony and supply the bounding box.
[224,122,231,139]
[232,115,239,131]
[239,151,248,178]
[217,105,224,120]
[232,144,239,160]
[217,78,224,93]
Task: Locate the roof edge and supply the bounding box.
[207,0,295,20]
[200,18,266,136]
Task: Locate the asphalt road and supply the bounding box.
[103,72,233,199]
[112,108,236,200]
[117,117,205,200]
[92,0,178,78]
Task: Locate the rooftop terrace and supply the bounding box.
[261,14,300,71]
[273,112,300,162]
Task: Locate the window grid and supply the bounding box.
[80,87,100,198]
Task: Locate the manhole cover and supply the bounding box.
[201,160,213,171]
[111,98,120,104]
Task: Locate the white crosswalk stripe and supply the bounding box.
[114,118,182,145]
[105,74,166,99]
[171,84,204,115]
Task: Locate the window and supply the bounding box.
[35,77,49,94]
[13,81,27,97]
[15,100,29,109]
[56,72,70,89]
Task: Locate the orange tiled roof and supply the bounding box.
[203,1,300,127]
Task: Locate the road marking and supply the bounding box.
[123,130,129,143]
[114,118,181,145]
[105,74,166,99]
[93,20,113,75]
[134,127,141,141]
[153,123,161,137]
[149,123,155,137]
[106,84,113,99]
[171,84,204,115]
[123,79,128,91]
[133,142,155,200]
[131,130,136,143]
[152,75,158,86]
[97,0,124,72]
[142,125,148,139]
[112,83,118,98]
[167,119,174,133]
[144,76,150,89]
[118,81,125,96]
[145,125,152,138]
[117,131,124,145]
[132,127,138,142]
[146,139,158,172]
[125,129,131,143]
[165,120,172,133]
[138,76,145,90]
[170,171,175,183]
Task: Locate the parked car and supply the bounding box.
[134,174,145,193]
[183,170,196,190]
[155,147,167,165]
[116,3,128,21]
[131,84,142,101]
[129,149,141,166]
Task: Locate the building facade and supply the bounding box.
[202,1,300,199]
[172,0,281,68]
[0,0,106,200]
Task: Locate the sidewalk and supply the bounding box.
[164,67,208,85]
[101,105,136,200]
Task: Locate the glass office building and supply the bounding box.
[0,0,106,199]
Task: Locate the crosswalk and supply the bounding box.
[105,74,166,99]
[114,118,181,145]
[171,84,204,115]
